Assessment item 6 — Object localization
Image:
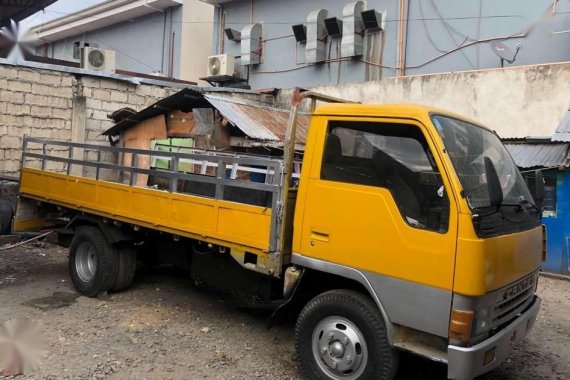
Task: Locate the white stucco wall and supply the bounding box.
[277,62,570,138]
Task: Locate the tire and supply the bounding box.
[69,226,118,297]
[295,289,398,380]
[0,200,13,235]
[111,248,137,292]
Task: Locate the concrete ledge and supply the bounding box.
[540,271,570,282]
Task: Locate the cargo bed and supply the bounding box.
[16,138,289,259]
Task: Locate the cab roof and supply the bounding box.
[313,103,490,131]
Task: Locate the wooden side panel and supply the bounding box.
[19,168,272,252]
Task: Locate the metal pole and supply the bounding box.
[215,159,226,199]
[170,156,178,192]
[67,147,74,175]
[276,88,303,254]
[41,144,47,170]
[129,153,137,186]
[95,150,101,180]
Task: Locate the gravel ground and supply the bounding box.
[0,241,569,380]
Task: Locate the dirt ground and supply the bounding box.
[0,242,569,380]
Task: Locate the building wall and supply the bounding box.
[213,0,570,89]
[180,0,214,83]
[277,62,570,138]
[0,64,178,178]
[46,7,184,78]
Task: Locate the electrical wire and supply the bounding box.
[37,22,163,72]
[428,0,476,69]
[418,0,449,54]
[25,1,567,77]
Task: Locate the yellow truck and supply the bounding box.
[14,90,545,379]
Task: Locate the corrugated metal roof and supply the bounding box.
[504,142,570,169]
[103,88,209,136]
[552,108,570,142]
[1,0,56,26]
[205,95,309,145]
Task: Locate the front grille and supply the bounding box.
[488,273,537,330]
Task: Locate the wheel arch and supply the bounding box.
[291,254,395,343]
[66,215,137,246]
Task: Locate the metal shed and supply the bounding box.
[505,137,570,276]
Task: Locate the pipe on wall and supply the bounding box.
[220,9,225,54]
[161,10,167,74]
[397,0,408,76]
[169,31,175,78]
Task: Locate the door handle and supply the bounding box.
[310,227,330,242]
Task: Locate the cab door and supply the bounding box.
[296,117,459,337]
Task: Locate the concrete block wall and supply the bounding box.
[277,62,570,139]
[0,64,178,178]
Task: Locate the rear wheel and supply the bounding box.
[111,248,137,292]
[69,226,118,297]
[295,289,398,380]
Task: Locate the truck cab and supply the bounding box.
[290,103,543,379]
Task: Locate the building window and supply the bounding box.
[525,173,557,216]
[73,41,81,60]
[321,121,449,233]
[543,175,557,215]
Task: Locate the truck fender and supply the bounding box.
[290,254,396,343]
[269,264,395,343]
[64,215,138,246]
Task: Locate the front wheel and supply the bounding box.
[295,289,398,380]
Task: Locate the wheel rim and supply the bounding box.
[75,241,97,283]
[312,316,368,379]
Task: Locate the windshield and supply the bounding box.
[432,115,533,209]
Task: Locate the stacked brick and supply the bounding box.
[0,64,177,177]
[0,66,73,174]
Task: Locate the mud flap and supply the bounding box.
[13,197,47,232]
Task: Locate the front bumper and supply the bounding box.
[447,296,541,380]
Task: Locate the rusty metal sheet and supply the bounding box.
[205,95,309,144]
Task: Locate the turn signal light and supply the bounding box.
[449,309,474,343]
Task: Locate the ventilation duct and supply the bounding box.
[241,23,262,65]
[325,17,343,38]
[341,1,365,58]
[306,9,328,64]
[361,9,384,31]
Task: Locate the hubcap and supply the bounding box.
[75,241,97,283]
[312,316,368,379]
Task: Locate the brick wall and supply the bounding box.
[0,64,178,177]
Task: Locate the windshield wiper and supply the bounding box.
[473,200,541,222]
[517,199,542,214]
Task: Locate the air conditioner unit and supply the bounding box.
[207,54,235,76]
[81,47,116,72]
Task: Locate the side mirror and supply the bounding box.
[534,170,545,207]
[484,156,503,208]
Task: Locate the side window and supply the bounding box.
[321,121,450,233]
